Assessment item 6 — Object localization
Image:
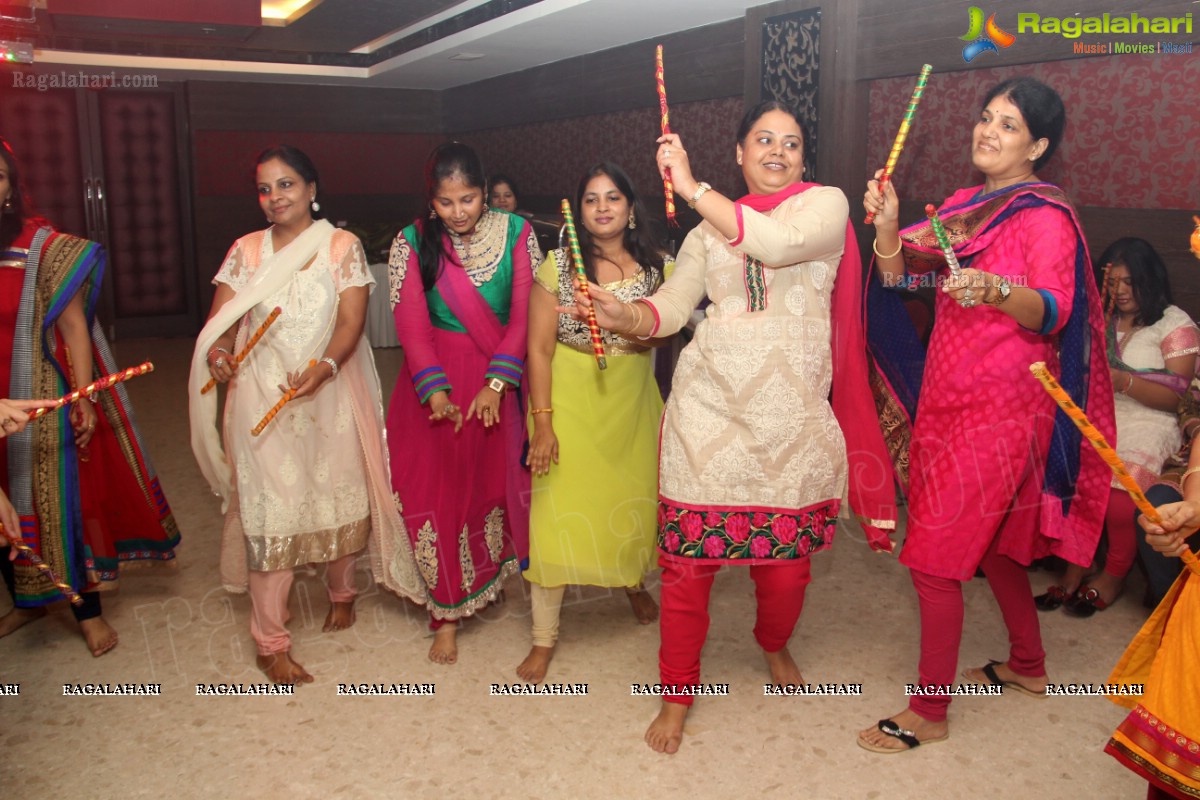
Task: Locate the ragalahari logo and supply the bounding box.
[960,6,1016,62]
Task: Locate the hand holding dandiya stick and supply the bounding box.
[251,360,317,436]
[560,199,607,370]
[201,307,282,395]
[1029,361,1200,575]
[0,523,84,606]
[655,44,678,227]
[28,361,154,420]
[924,204,963,277]
[865,64,932,224]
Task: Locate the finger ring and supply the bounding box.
[214,357,226,368]
[664,149,671,157]
[963,289,974,301]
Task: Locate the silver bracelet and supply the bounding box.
[319,356,338,377]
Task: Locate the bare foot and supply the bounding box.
[645,702,688,754]
[516,645,554,682]
[256,651,314,684]
[962,660,1047,696]
[0,606,46,639]
[78,616,119,657]
[429,623,458,665]
[323,600,356,632]
[857,708,948,753]
[763,645,804,685]
[626,589,659,625]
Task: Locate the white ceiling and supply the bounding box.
[35,0,760,89]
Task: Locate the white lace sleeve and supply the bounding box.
[332,231,374,294]
[213,239,248,290]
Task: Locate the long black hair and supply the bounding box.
[1095,237,1173,327]
[0,137,42,251]
[981,78,1065,171]
[255,144,322,219]
[571,162,665,290]
[417,141,487,291]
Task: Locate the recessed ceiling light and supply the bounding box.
[261,0,322,27]
[449,52,486,61]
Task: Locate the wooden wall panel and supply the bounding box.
[187,82,442,133]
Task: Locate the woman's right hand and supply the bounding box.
[427,391,463,433]
[562,282,628,333]
[864,169,901,229]
[528,421,559,477]
[1139,500,1200,558]
[206,345,238,385]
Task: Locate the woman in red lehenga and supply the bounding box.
[0,136,180,656]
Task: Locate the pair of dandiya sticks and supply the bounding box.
[197,307,298,437]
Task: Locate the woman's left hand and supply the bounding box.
[942,267,992,309]
[71,399,98,447]
[656,133,698,199]
[281,360,334,400]
[1110,368,1130,392]
[466,384,503,429]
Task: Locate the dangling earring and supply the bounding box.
[428,207,437,220]
[627,210,637,230]
[1,196,11,211]
[310,198,320,213]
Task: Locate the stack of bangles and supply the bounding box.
[626,300,647,333]
[872,238,903,259]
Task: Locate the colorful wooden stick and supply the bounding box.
[251,360,316,436]
[1029,361,1200,575]
[655,44,678,227]
[201,307,282,395]
[560,199,607,370]
[865,64,933,224]
[924,204,963,277]
[28,361,154,420]
[0,523,84,606]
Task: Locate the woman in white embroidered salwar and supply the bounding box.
[188,145,424,684]
[569,102,889,754]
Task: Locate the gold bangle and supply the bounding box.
[872,237,903,259]
[1119,372,1135,395]
[628,301,645,334]
[1182,466,1200,482]
[530,408,553,415]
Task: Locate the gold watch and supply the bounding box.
[985,277,1012,306]
[487,377,507,394]
[687,182,712,209]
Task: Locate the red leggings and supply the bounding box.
[658,554,811,706]
[908,533,1045,722]
[1103,490,1138,580]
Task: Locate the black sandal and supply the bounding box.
[857,718,948,753]
[1034,585,1070,611]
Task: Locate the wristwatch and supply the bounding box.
[985,277,1012,306]
[687,182,712,209]
[487,377,507,395]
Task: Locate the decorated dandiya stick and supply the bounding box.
[924,204,963,277]
[865,64,933,224]
[560,199,607,370]
[655,44,678,227]
[1029,361,1200,575]
[251,360,317,436]
[0,523,84,606]
[200,306,282,395]
[28,361,155,420]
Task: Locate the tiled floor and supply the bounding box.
[0,337,1150,799]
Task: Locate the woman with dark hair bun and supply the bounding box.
[859,77,1114,751]
[1036,237,1198,615]
[387,141,541,664]
[517,161,670,683]
[190,144,423,684]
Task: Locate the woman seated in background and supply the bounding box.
[518,161,670,683]
[1037,238,1198,616]
[389,143,540,664]
[489,174,528,217]
[191,144,422,684]
[0,137,180,657]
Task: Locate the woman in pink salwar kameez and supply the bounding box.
[857,77,1114,753]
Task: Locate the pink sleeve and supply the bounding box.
[390,229,450,403]
[1018,206,1079,336]
[485,222,536,387]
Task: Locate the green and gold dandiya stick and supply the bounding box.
[924,204,963,278]
[1029,361,1200,576]
[560,199,607,370]
[866,64,932,224]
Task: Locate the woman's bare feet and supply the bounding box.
[857,708,949,753]
[323,600,356,632]
[429,622,458,665]
[0,606,46,638]
[763,645,804,685]
[257,650,314,684]
[626,589,659,625]
[516,645,554,682]
[78,616,119,657]
[645,702,688,754]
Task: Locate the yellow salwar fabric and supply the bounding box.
[1106,568,1200,797]
[524,251,667,589]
